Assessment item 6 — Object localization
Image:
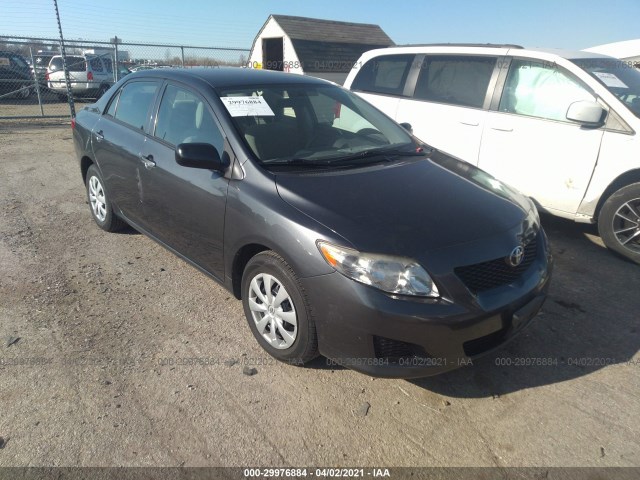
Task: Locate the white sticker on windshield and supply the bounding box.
[220,96,275,117]
[593,72,628,89]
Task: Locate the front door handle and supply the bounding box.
[490,126,514,132]
[139,154,156,169]
[95,130,104,142]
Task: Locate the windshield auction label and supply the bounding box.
[593,72,629,89]
[220,96,275,117]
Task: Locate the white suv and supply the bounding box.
[47,54,114,99]
[344,44,640,263]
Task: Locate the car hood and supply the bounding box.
[275,151,533,257]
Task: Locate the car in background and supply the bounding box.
[72,68,551,378]
[344,44,640,263]
[116,63,131,80]
[0,51,33,99]
[47,54,114,99]
[129,64,172,72]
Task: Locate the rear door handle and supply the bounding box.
[460,120,480,126]
[139,154,156,169]
[490,126,513,132]
[95,130,104,142]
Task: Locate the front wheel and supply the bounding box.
[241,251,319,364]
[85,164,126,232]
[598,182,640,264]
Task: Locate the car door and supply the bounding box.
[478,58,605,215]
[91,79,160,224]
[396,54,500,163]
[139,82,230,279]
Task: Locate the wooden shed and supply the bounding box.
[248,14,394,84]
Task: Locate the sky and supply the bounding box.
[1,0,639,51]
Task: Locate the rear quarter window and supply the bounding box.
[351,54,415,96]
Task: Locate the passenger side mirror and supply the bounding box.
[399,122,413,133]
[175,143,227,171]
[566,101,605,127]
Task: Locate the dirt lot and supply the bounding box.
[0,125,639,469]
[0,92,72,119]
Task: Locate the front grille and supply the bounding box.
[454,235,538,294]
[373,336,429,362]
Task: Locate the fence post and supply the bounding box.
[52,0,75,118]
[29,47,45,117]
[114,36,120,81]
[181,46,185,68]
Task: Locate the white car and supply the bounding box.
[344,44,640,263]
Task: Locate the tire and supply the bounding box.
[16,86,31,99]
[85,164,126,232]
[598,182,640,264]
[241,251,319,364]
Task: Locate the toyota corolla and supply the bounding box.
[72,68,552,378]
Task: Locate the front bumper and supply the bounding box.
[301,235,553,379]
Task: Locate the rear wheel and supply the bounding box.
[85,164,126,232]
[241,251,319,364]
[598,182,640,264]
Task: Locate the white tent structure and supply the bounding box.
[584,39,640,66]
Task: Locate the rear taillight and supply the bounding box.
[87,71,93,81]
[71,117,76,130]
[45,71,49,82]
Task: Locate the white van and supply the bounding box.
[344,44,640,263]
[47,54,114,99]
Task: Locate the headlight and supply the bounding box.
[317,241,439,298]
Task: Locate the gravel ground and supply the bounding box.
[0,125,639,468]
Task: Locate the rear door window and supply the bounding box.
[414,56,497,108]
[351,54,415,96]
[113,81,160,131]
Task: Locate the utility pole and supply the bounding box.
[53,0,75,118]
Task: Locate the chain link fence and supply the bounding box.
[0,35,250,120]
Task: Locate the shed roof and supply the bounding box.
[270,14,394,46]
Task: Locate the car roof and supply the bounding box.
[363,44,617,61]
[129,67,332,89]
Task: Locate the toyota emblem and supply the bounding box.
[507,245,525,267]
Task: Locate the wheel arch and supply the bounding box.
[80,155,94,182]
[595,169,640,220]
[231,243,271,300]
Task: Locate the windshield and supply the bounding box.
[573,58,640,118]
[217,83,416,167]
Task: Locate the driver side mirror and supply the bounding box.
[566,101,605,127]
[399,122,413,133]
[175,143,228,171]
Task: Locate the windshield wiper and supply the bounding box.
[263,145,431,169]
[320,145,430,165]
